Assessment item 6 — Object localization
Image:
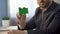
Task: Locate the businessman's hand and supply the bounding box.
[16,13,26,29]
[7,30,27,34]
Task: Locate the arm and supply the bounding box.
[18,15,36,30]
[18,7,40,30]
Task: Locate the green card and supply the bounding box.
[19,7,28,15]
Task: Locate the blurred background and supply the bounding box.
[0,0,60,27]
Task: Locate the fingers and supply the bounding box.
[16,13,26,19]
[16,13,26,21]
[21,14,26,21]
[7,31,9,34]
[7,30,15,34]
[16,13,21,20]
[7,30,13,34]
[7,30,25,34]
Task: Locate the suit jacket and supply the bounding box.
[18,1,60,34]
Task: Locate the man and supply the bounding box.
[8,0,60,34]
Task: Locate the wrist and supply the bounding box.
[18,24,25,29]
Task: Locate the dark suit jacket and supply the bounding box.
[18,1,60,34]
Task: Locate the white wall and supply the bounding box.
[8,0,36,17]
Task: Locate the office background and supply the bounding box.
[0,0,60,26]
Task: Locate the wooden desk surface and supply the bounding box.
[0,30,9,34]
[0,26,18,34]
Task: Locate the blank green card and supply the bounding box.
[19,7,28,15]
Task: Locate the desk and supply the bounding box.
[0,26,18,34]
[0,30,9,34]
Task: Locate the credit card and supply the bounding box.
[19,7,28,15]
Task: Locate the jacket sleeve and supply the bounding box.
[24,16,36,30]
[27,11,60,34]
[24,7,40,30]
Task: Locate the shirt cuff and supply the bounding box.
[18,24,25,29]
